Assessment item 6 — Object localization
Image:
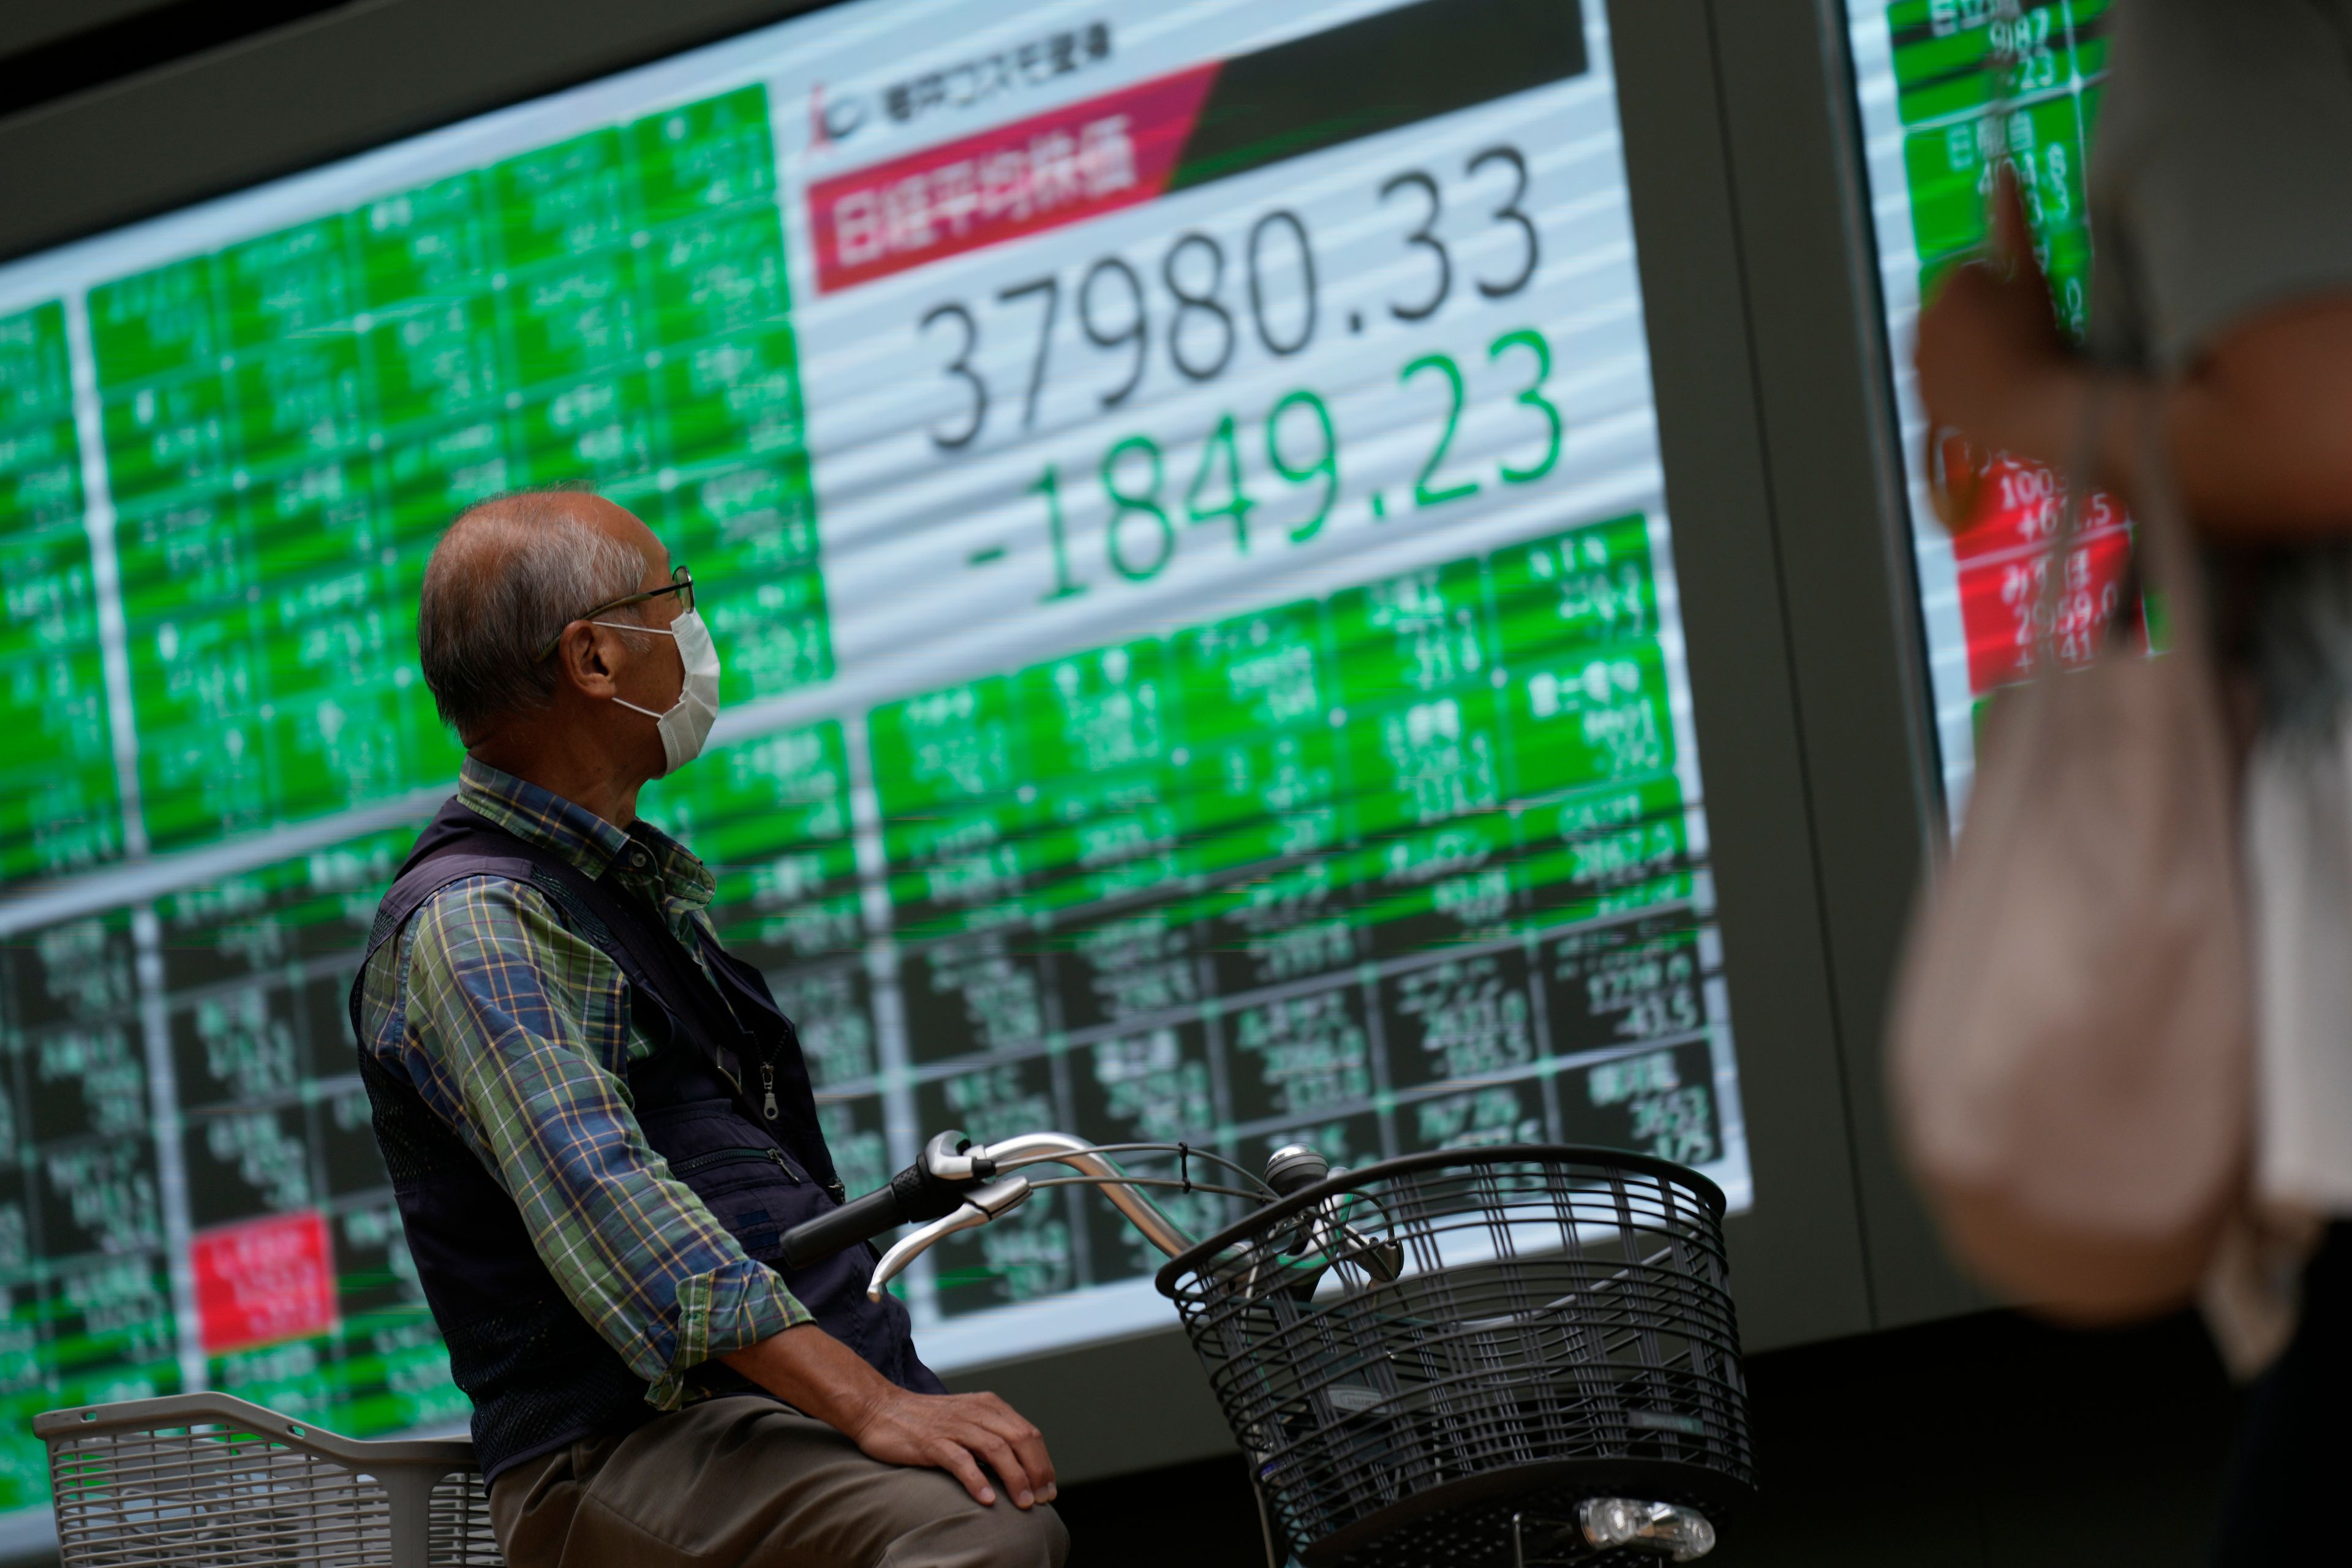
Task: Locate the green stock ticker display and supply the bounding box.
[0,0,1752,1525]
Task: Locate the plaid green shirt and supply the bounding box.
[355,756,809,1412]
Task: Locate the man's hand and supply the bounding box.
[1915,168,2088,481]
[719,1324,1058,1509]
[839,1383,1058,1510]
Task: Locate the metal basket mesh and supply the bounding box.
[38,1395,498,1568]
[1156,1147,1754,1567]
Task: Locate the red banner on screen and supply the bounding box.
[1951,456,2139,693]
[192,1210,337,1355]
[807,64,1218,293]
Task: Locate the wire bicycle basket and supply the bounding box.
[1155,1145,1754,1567]
[34,1392,499,1568]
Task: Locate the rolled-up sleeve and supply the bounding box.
[393,876,809,1409]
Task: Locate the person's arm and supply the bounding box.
[1918,178,2352,540]
[397,878,1055,1506]
[398,876,811,1397]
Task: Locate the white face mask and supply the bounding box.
[596,608,722,775]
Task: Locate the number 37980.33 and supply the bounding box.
[916,145,1539,453]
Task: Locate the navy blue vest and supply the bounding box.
[349,797,942,1480]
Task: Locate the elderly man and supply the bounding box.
[351,485,1065,1568]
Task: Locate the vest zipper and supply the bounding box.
[760,1061,778,1122]
[669,1146,800,1183]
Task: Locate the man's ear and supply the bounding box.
[554,621,623,699]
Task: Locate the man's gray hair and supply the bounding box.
[417,484,649,743]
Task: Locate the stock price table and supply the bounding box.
[0,0,1752,1521]
[865,516,1722,1316]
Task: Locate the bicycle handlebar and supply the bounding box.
[775,1180,932,1270]
[777,1131,985,1268]
[777,1129,1379,1303]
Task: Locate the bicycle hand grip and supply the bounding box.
[779,1159,970,1269]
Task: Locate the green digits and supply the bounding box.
[1265,389,1338,541]
[1490,328,1561,484]
[1027,462,1086,602]
[1102,434,1175,581]
[1185,413,1255,553]
[1401,352,1478,507]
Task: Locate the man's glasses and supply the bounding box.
[535,565,693,662]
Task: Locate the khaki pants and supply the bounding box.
[489,1397,1069,1568]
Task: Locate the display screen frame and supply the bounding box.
[0,0,1887,1525]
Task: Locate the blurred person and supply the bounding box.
[352,485,1065,1568]
[1915,2,2352,1560]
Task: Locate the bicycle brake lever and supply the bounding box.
[1338,1225,1404,1282]
[865,1175,1033,1302]
[1272,1216,1403,1302]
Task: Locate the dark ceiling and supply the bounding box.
[0,0,363,128]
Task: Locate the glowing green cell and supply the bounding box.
[503,251,642,388]
[1502,641,1676,799]
[356,173,491,308]
[1330,556,1490,706]
[1490,514,1657,660]
[0,303,70,427]
[492,127,630,271]
[89,255,219,386]
[643,206,790,347]
[100,372,232,502]
[368,296,505,429]
[629,86,777,230]
[219,216,355,349]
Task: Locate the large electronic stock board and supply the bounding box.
[0,0,1752,1525]
[1843,0,2129,813]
